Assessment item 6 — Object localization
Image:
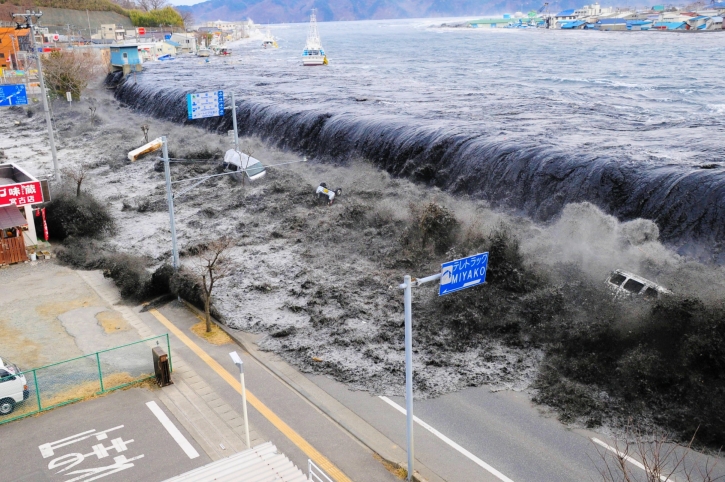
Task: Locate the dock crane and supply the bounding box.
[537,2,552,28]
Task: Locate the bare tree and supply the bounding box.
[148,0,169,10]
[136,0,151,11]
[176,8,194,29]
[196,237,233,333]
[594,423,723,482]
[42,50,102,101]
[61,163,88,197]
[110,0,138,9]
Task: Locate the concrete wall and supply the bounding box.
[36,7,133,35]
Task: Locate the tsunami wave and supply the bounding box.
[112,75,725,260]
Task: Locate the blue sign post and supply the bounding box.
[398,251,489,481]
[164,33,172,40]
[0,84,28,107]
[186,91,224,120]
[439,252,488,296]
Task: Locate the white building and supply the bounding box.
[205,20,238,30]
[574,2,614,18]
[100,24,126,41]
[170,33,197,53]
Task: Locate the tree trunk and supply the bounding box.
[76,180,82,197]
[205,295,211,333]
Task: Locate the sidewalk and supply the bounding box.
[76,270,263,462]
[178,300,445,482]
[140,300,400,482]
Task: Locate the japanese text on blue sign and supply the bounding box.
[0,84,28,107]
[439,252,488,296]
[186,90,224,120]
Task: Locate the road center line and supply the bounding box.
[591,437,676,482]
[146,401,200,459]
[148,308,352,482]
[379,396,515,482]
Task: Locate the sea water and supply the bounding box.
[115,19,725,256]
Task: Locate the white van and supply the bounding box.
[606,269,672,300]
[0,356,30,416]
[223,149,266,181]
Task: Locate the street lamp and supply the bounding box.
[229,351,251,448]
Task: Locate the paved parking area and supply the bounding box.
[3,387,210,482]
[0,262,142,371]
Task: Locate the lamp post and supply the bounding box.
[229,351,251,448]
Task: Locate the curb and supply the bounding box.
[178,299,443,482]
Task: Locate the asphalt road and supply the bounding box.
[139,302,398,482]
[3,387,209,482]
[310,376,725,482]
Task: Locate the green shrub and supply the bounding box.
[129,7,183,27]
[169,268,203,307]
[44,191,114,240]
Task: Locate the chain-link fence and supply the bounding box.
[0,334,170,425]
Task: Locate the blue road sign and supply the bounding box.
[186,91,224,120]
[164,34,172,40]
[439,252,488,296]
[0,84,28,107]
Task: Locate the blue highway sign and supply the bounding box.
[164,34,172,40]
[186,90,224,120]
[0,84,28,107]
[439,252,488,296]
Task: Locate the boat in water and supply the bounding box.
[262,29,278,49]
[196,48,211,57]
[302,10,327,66]
[213,46,232,56]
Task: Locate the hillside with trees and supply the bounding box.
[0,0,184,27]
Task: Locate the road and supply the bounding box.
[139,302,397,482]
[3,387,209,482]
[145,300,725,482]
[310,374,606,482]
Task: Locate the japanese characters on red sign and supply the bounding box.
[0,181,43,206]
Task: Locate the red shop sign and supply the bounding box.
[0,181,44,206]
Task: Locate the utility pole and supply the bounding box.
[162,136,180,270]
[11,35,29,95]
[230,91,239,153]
[13,10,60,182]
[86,10,92,41]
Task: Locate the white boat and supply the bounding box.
[196,48,211,57]
[302,10,327,66]
[262,29,278,49]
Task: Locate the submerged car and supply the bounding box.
[606,269,672,300]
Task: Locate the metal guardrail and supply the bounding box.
[309,459,334,482]
[0,334,171,425]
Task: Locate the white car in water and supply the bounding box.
[223,149,266,181]
[0,356,30,416]
[606,269,672,300]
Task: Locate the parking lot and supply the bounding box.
[3,387,210,482]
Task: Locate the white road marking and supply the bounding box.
[146,401,199,459]
[591,437,676,482]
[379,396,515,482]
